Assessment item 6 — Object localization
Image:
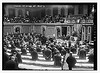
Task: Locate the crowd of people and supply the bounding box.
[3,32,94,70]
[4,13,93,23]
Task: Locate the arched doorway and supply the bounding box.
[14,26,21,33]
[62,27,67,36]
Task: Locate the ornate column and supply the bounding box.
[64,6,68,16]
[45,8,48,15]
[83,5,88,15]
[5,7,9,16]
[58,7,61,15]
[22,8,25,17]
[50,8,53,16]
[15,8,18,17]
[74,5,79,15]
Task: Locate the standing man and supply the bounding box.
[61,49,69,70]
[66,52,76,70]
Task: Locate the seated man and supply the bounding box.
[16,51,22,63]
[54,51,62,66]
[4,59,18,70]
[44,48,52,60]
[21,47,27,55]
[36,45,42,52]
[79,49,86,59]
[31,49,38,60]
[70,47,76,54]
[11,48,17,54]
[28,44,34,53]
[88,53,94,63]
[14,39,20,48]
[3,52,10,69]
[9,41,16,50]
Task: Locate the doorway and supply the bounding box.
[62,27,67,36]
[14,26,21,33]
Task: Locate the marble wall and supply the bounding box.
[3,23,93,41]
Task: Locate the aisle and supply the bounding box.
[19,51,61,70]
[18,50,93,70]
[7,49,94,70]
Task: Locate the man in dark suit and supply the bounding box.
[79,49,86,59]
[4,59,18,70]
[54,51,62,66]
[44,48,52,60]
[31,49,38,60]
[66,52,76,70]
[3,52,9,69]
[16,51,22,63]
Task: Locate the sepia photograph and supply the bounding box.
[2,2,97,71]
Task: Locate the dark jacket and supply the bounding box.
[3,52,9,69]
[31,50,38,60]
[54,53,62,66]
[16,52,22,63]
[5,60,18,70]
[79,49,86,59]
[66,56,76,67]
[44,49,52,58]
